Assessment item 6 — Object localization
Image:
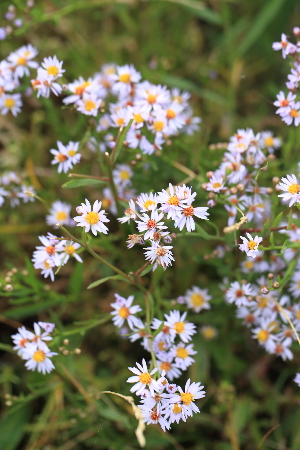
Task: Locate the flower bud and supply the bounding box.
[272,176,279,184]
[261,287,269,295]
[266,187,273,194]
[207,199,216,207]
[267,273,274,280]
[63,339,69,346]
[268,154,276,162]
[76,206,83,215]
[63,349,69,356]
[202,183,207,190]
[293,27,300,37]
[74,348,81,355]
[208,192,215,199]
[206,171,214,179]
[237,184,244,191]
[272,281,280,289]
[230,187,237,195]
[5,284,13,292]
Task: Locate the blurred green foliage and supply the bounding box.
[1,1,300,449]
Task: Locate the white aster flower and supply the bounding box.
[136,192,158,212]
[127,358,158,396]
[239,233,263,258]
[41,55,65,79]
[225,281,253,307]
[111,294,142,330]
[73,199,109,235]
[168,379,206,417]
[46,200,73,227]
[11,326,35,355]
[174,204,209,232]
[77,93,102,116]
[172,343,197,371]
[137,210,167,240]
[21,341,57,374]
[112,164,133,189]
[278,174,300,207]
[144,243,174,271]
[184,286,211,313]
[0,93,22,116]
[164,310,196,343]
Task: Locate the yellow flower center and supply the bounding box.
[66,245,75,255]
[85,211,99,225]
[172,403,182,414]
[153,121,164,132]
[47,66,59,76]
[4,98,15,108]
[43,260,51,269]
[147,93,157,104]
[212,182,222,189]
[56,153,68,162]
[133,113,144,123]
[120,170,130,180]
[168,195,179,206]
[119,73,131,83]
[68,150,76,156]
[180,392,194,405]
[75,81,91,95]
[166,109,176,119]
[245,261,254,269]
[176,347,188,359]
[33,350,46,362]
[102,199,111,209]
[84,100,96,112]
[160,362,171,372]
[173,95,182,104]
[116,117,125,126]
[237,143,247,152]
[264,137,274,147]
[290,109,299,118]
[258,298,268,308]
[202,327,216,340]
[190,293,204,307]
[56,211,68,221]
[248,240,257,250]
[296,311,300,319]
[257,330,269,342]
[118,306,130,319]
[174,321,185,334]
[139,372,152,384]
[17,57,27,66]
[143,199,156,210]
[288,183,300,194]
[158,341,166,351]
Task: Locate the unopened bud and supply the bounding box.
[5,400,12,406]
[5,284,13,292]
[261,287,269,295]
[272,176,279,184]
[267,273,274,280]
[266,187,273,194]
[272,281,280,289]
[11,268,17,274]
[22,270,29,276]
[131,160,137,166]
[76,206,83,215]
[230,187,237,195]
[202,183,208,190]
[7,271,13,277]
[74,348,81,355]
[207,199,216,207]
[63,339,69,346]
[170,233,177,239]
[59,347,64,352]
[204,255,209,260]
[206,171,214,179]
[104,152,109,157]
[5,277,11,283]
[63,349,69,356]
[135,153,142,160]
[237,184,244,191]
[268,154,276,162]
[294,27,300,37]
[208,192,215,199]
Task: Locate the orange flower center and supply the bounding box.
[118,306,130,319]
[46,245,55,255]
[288,183,300,194]
[168,195,179,206]
[160,362,171,372]
[146,219,157,229]
[290,109,299,118]
[166,109,176,119]
[56,153,68,162]
[183,206,194,217]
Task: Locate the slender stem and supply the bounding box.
[110,127,123,165]
[58,225,133,283]
[242,226,287,234]
[104,153,123,217]
[259,245,282,251]
[68,173,110,181]
[145,292,158,371]
[135,260,151,277]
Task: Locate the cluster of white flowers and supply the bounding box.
[31,55,65,98]
[32,233,82,281]
[118,183,209,271]
[0,171,36,208]
[224,276,300,361]
[272,29,300,126]
[11,322,57,374]
[126,359,205,430]
[203,128,281,229]
[63,63,201,155]
[50,141,81,174]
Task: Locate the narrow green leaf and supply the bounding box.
[152,321,164,338]
[62,178,106,188]
[270,232,275,247]
[195,223,211,240]
[278,259,297,292]
[271,212,283,229]
[287,209,294,230]
[87,274,128,289]
[139,265,153,277]
[261,218,271,237]
[112,119,134,164]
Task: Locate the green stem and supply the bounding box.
[104,153,123,217]
[145,292,158,371]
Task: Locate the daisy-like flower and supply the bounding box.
[32,233,63,267]
[7,44,38,78]
[50,141,72,174]
[164,310,196,343]
[274,91,296,114]
[168,379,206,417]
[0,93,22,116]
[127,358,158,396]
[11,326,35,355]
[174,204,209,232]
[225,281,253,307]
[156,357,182,381]
[172,343,197,371]
[282,102,300,126]
[278,174,300,206]
[21,341,57,374]
[64,141,81,169]
[200,325,218,340]
[239,233,262,258]
[31,67,63,98]
[60,241,83,264]
[126,234,144,248]
[137,210,167,240]
[161,100,185,133]
[136,192,158,213]
[111,107,132,128]
[184,286,211,313]
[272,34,295,58]
[206,175,225,193]
[38,322,55,333]
[111,294,142,330]
[136,81,171,108]
[63,77,95,105]
[144,243,174,271]
[41,55,65,79]
[271,338,293,361]
[112,64,141,96]
[252,318,278,353]
[118,199,138,224]
[73,199,109,235]
[157,183,185,220]
[33,257,56,282]
[112,164,133,189]
[46,200,73,227]
[77,93,102,116]
[139,403,170,431]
